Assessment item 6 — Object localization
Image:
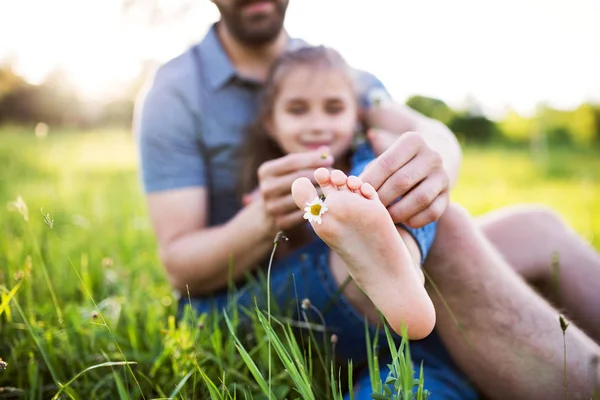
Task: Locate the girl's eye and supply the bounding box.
[286,101,308,115]
[325,100,345,115]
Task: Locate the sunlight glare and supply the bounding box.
[64,57,142,100]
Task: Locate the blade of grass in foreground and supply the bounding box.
[365,319,382,395]
[170,370,196,400]
[52,362,137,400]
[113,371,130,400]
[224,312,273,399]
[0,282,22,318]
[255,308,315,400]
[12,299,62,388]
[416,362,426,400]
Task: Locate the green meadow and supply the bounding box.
[1,129,598,398]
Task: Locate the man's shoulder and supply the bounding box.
[134,43,206,137]
[150,44,203,92]
[135,43,207,118]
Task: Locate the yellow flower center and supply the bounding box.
[310,204,322,216]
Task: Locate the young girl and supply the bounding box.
[239,44,437,341]
[192,45,479,400]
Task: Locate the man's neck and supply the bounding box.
[217,22,288,82]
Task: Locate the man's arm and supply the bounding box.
[365,102,462,188]
[353,73,462,227]
[147,188,275,295]
[135,75,275,296]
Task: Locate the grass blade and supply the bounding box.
[52,361,137,399]
[224,312,273,399]
[170,370,195,399]
[256,310,315,400]
[0,282,22,318]
[113,371,130,400]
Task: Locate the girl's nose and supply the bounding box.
[309,113,332,135]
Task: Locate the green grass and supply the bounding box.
[0,129,599,398]
[456,145,600,248]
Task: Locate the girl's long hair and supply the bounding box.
[238,45,357,198]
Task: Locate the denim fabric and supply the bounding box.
[180,238,478,400]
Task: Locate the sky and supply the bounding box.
[1,0,599,118]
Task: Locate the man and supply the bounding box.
[135,1,600,399]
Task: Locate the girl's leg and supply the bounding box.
[291,169,435,339]
[476,204,600,342]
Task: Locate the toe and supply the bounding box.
[360,182,379,200]
[291,177,319,209]
[314,167,338,197]
[330,169,349,191]
[347,175,363,192]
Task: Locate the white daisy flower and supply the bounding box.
[303,196,328,225]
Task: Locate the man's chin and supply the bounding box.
[235,21,284,45]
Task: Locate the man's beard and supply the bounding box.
[216,0,289,46]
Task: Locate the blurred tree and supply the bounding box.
[535,104,574,146]
[0,67,85,127]
[449,113,500,144]
[592,105,600,146]
[406,95,455,125]
[0,65,24,103]
[499,109,534,143]
[568,103,597,146]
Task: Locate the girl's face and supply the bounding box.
[267,65,358,160]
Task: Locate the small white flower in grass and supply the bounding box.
[303,196,328,225]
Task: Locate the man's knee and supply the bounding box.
[514,205,567,233]
[481,204,567,234]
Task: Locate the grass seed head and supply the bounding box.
[559,314,569,333]
[330,334,338,345]
[301,298,311,310]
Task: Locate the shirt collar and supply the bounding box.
[197,24,237,91]
[197,23,307,91]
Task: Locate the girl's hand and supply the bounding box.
[254,149,333,231]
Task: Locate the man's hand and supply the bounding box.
[360,129,450,228]
[250,149,334,232]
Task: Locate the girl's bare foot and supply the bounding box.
[292,168,435,339]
